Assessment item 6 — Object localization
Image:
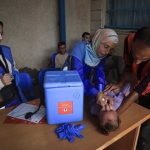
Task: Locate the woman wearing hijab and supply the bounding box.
[71,28,119,110]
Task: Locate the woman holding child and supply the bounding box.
[71,28,119,110]
[71,28,119,131]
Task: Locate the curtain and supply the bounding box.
[106,0,150,29]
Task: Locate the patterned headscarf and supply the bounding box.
[85,28,119,67]
[92,29,119,52]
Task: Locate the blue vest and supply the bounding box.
[71,42,106,97]
[0,45,27,107]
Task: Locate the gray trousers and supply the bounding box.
[137,96,150,150]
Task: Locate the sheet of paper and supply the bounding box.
[7,103,46,123]
[0,106,5,110]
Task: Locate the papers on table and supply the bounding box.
[7,103,46,123]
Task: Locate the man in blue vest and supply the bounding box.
[0,21,33,108]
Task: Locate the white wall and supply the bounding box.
[65,0,91,49]
[0,0,91,69]
[91,0,106,34]
[0,0,58,69]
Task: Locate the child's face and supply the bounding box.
[58,45,66,54]
[99,110,118,126]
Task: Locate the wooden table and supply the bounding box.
[0,100,150,150]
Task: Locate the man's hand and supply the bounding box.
[1,73,13,85]
[104,83,122,94]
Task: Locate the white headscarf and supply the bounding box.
[84,28,119,67]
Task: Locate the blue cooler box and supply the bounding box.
[44,71,84,124]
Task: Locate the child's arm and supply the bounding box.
[118,73,150,114]
[117,91,139,114]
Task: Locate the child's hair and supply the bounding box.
[134,26,150,46]
[99,116,121,135]
[58,41,66,48]
[82,32,90,38]
[0,21,3,27]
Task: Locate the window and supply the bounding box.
[106,0,150,29]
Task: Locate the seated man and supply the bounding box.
[93,84,130,134]
[51,42,68,69]
[39,42,69,86]
[0,21,34,108]
[82,32,91,43]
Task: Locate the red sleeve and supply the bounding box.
[124,33,136,67]
[134,72,150,96]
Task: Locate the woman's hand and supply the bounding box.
[96,92,107,106]
[1,73,12,85]
[104,83,122,94]
[96,92,114,109]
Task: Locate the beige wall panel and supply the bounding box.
[0,0,58,69]
[65,0,91,49]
